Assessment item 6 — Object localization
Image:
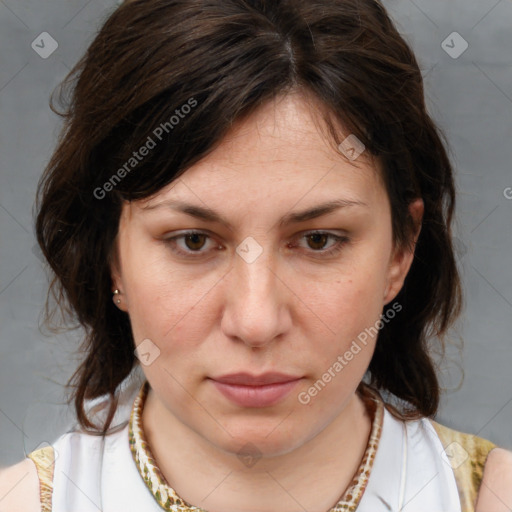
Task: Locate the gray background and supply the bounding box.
[1,0,511,468]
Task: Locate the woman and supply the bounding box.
[1,0,511,510]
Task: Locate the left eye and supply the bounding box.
[163,230,349,257]
[292,231,349,256]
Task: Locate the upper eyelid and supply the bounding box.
[165,229,345,240]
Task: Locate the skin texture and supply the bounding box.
[475,448,512,512]
[0,459,41,512]
[110,91,424,512]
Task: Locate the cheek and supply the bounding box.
[305,284,381,400]
[123,250,222,348]
[292,259,389,385]
[296,263,388,340]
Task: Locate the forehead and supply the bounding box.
[140,92,385,211]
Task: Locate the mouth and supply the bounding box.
[208,372,303,408]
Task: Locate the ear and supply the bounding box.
[109,236,129,312]
[383,198,424,306]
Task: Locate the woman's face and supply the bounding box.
[112,92,422,457]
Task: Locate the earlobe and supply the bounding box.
[383,198,424,306]
[110,271,128,311]
[383,246,410,306]
[112,288,128,311]
[109,240,128,312]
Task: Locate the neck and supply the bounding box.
[141,386,373,512]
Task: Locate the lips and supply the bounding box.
[208,372,302,407]
[211,372,301,386]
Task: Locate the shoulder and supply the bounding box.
[0,458,42,512]
[476,447,512,512]
[429,419,512,511]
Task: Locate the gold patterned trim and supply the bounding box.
[26,445,55,512]
[128,379,384,512]
[128,380,206,511]
[430,419,497,512]
[331,384,384,511]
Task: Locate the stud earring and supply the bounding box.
[113,289,121,304]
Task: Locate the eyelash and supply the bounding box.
[162,230,350,258]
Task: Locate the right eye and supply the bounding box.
[162,230,221,258]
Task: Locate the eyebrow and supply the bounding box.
[141,198,368,229]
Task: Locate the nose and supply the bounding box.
[220,242,292,349]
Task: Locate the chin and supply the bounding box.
[210,421,306,459]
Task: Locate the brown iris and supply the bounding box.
[184,233,208,251]
[306,233,329,250]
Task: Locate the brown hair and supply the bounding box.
[35,0,463,434]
